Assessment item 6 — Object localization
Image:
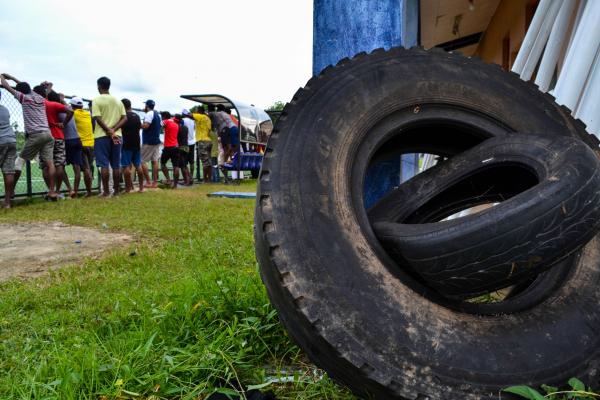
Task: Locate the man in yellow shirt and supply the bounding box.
[70,97,95,197]
[191,108,212,182]
[91,77,127,197]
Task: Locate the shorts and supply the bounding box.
[39,139,66,168]
[187,143,196,166]
[20,130,54,164]
[160,147,180,167]
[82,146,94,170]
[95,136,122,169]
[65,138,83,166]
[141,144,161,162]
[197,141,212,167]
[0,143,17,174]
[178,147,189,169]
[121,148,141,167]
[218,129,231,148]
[229,126,240,146]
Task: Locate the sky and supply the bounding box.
[0,0,313,112]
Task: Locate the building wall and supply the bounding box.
[312,0,418,76]
[475,0,537,69]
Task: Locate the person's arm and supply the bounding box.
[63,108,74,126]
[2,73,21,83]
[141,111,153,129]
[93,117,114,136]
[112,115,127,131]
[0,74,18,97]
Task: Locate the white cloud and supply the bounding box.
[0,0,313,111]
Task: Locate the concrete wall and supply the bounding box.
[312,0,421,207]
[313,0,418,76]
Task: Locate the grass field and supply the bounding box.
[0,181,354,400]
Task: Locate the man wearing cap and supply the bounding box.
[0,89,17,208]
[71,96,95,197]
[182,109,196,184]
[141,99,161,188]
[191,108,212,182]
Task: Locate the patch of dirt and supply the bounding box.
[0,222,131,282]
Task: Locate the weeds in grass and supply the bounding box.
[504,377,600,399]
[0,182,355,399]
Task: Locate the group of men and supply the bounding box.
[0,73,243,208]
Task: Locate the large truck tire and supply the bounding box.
[254,47,600,399]
[371,134,600,299]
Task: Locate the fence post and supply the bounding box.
[25,160,32,197]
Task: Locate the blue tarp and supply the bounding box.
[208,192,257,199]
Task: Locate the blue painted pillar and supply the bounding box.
[313,0,420,208]
[313,0,419,75]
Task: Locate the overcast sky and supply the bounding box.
[0,0,313,112]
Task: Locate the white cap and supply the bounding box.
[182,109,191,116]
[70,96,84,107]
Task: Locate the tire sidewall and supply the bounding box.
[257,49,600,399]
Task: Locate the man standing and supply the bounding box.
[159,112,180,188]
[182,109,196,184]
[91,76,127,197]
[43,89,73,196]
[59,95,83,198]
[120,99,144,193]
[0,73,58,200]
[71,97,95,197]
[191,108,212,182]
[174,114,190,186]
[0,90,17,208]
[141,99,161,188]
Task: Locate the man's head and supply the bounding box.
[121,98,132,111]
[144,99,155,112]
[160,111,171,120]
[97,76,111,93]
[174,113,182,123]
[33,85,47,98]
[15,82,31,95]
[207,104,216,112]
[70,96,84,109]
[225,107,232,115]
[47,91,61,103]
[216,104,225,112]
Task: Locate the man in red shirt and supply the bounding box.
[160,111,180,188]
[34,85,73,196]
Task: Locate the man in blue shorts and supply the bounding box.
[91,77,127,197]
[60,96,84,197]
[120,99,144,193]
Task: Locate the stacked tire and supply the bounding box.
[254,47,600,399]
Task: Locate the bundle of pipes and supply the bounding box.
[512,0,600,137]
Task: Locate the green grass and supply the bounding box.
[0,181,355,400]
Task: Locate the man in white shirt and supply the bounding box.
[140,99,161,188]
[182,109,196,184]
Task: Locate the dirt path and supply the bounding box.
[0,222,131,282]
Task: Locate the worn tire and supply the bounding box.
[254,47,600,399]
[371,134,600,299]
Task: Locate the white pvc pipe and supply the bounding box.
[563,0,587,64]
[521,0,562,81]
[574,47,600,136]
[553,0,600,110]
[512,0,553,74]
[535,0,577,91]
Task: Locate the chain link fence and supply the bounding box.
[0,87,103,198]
